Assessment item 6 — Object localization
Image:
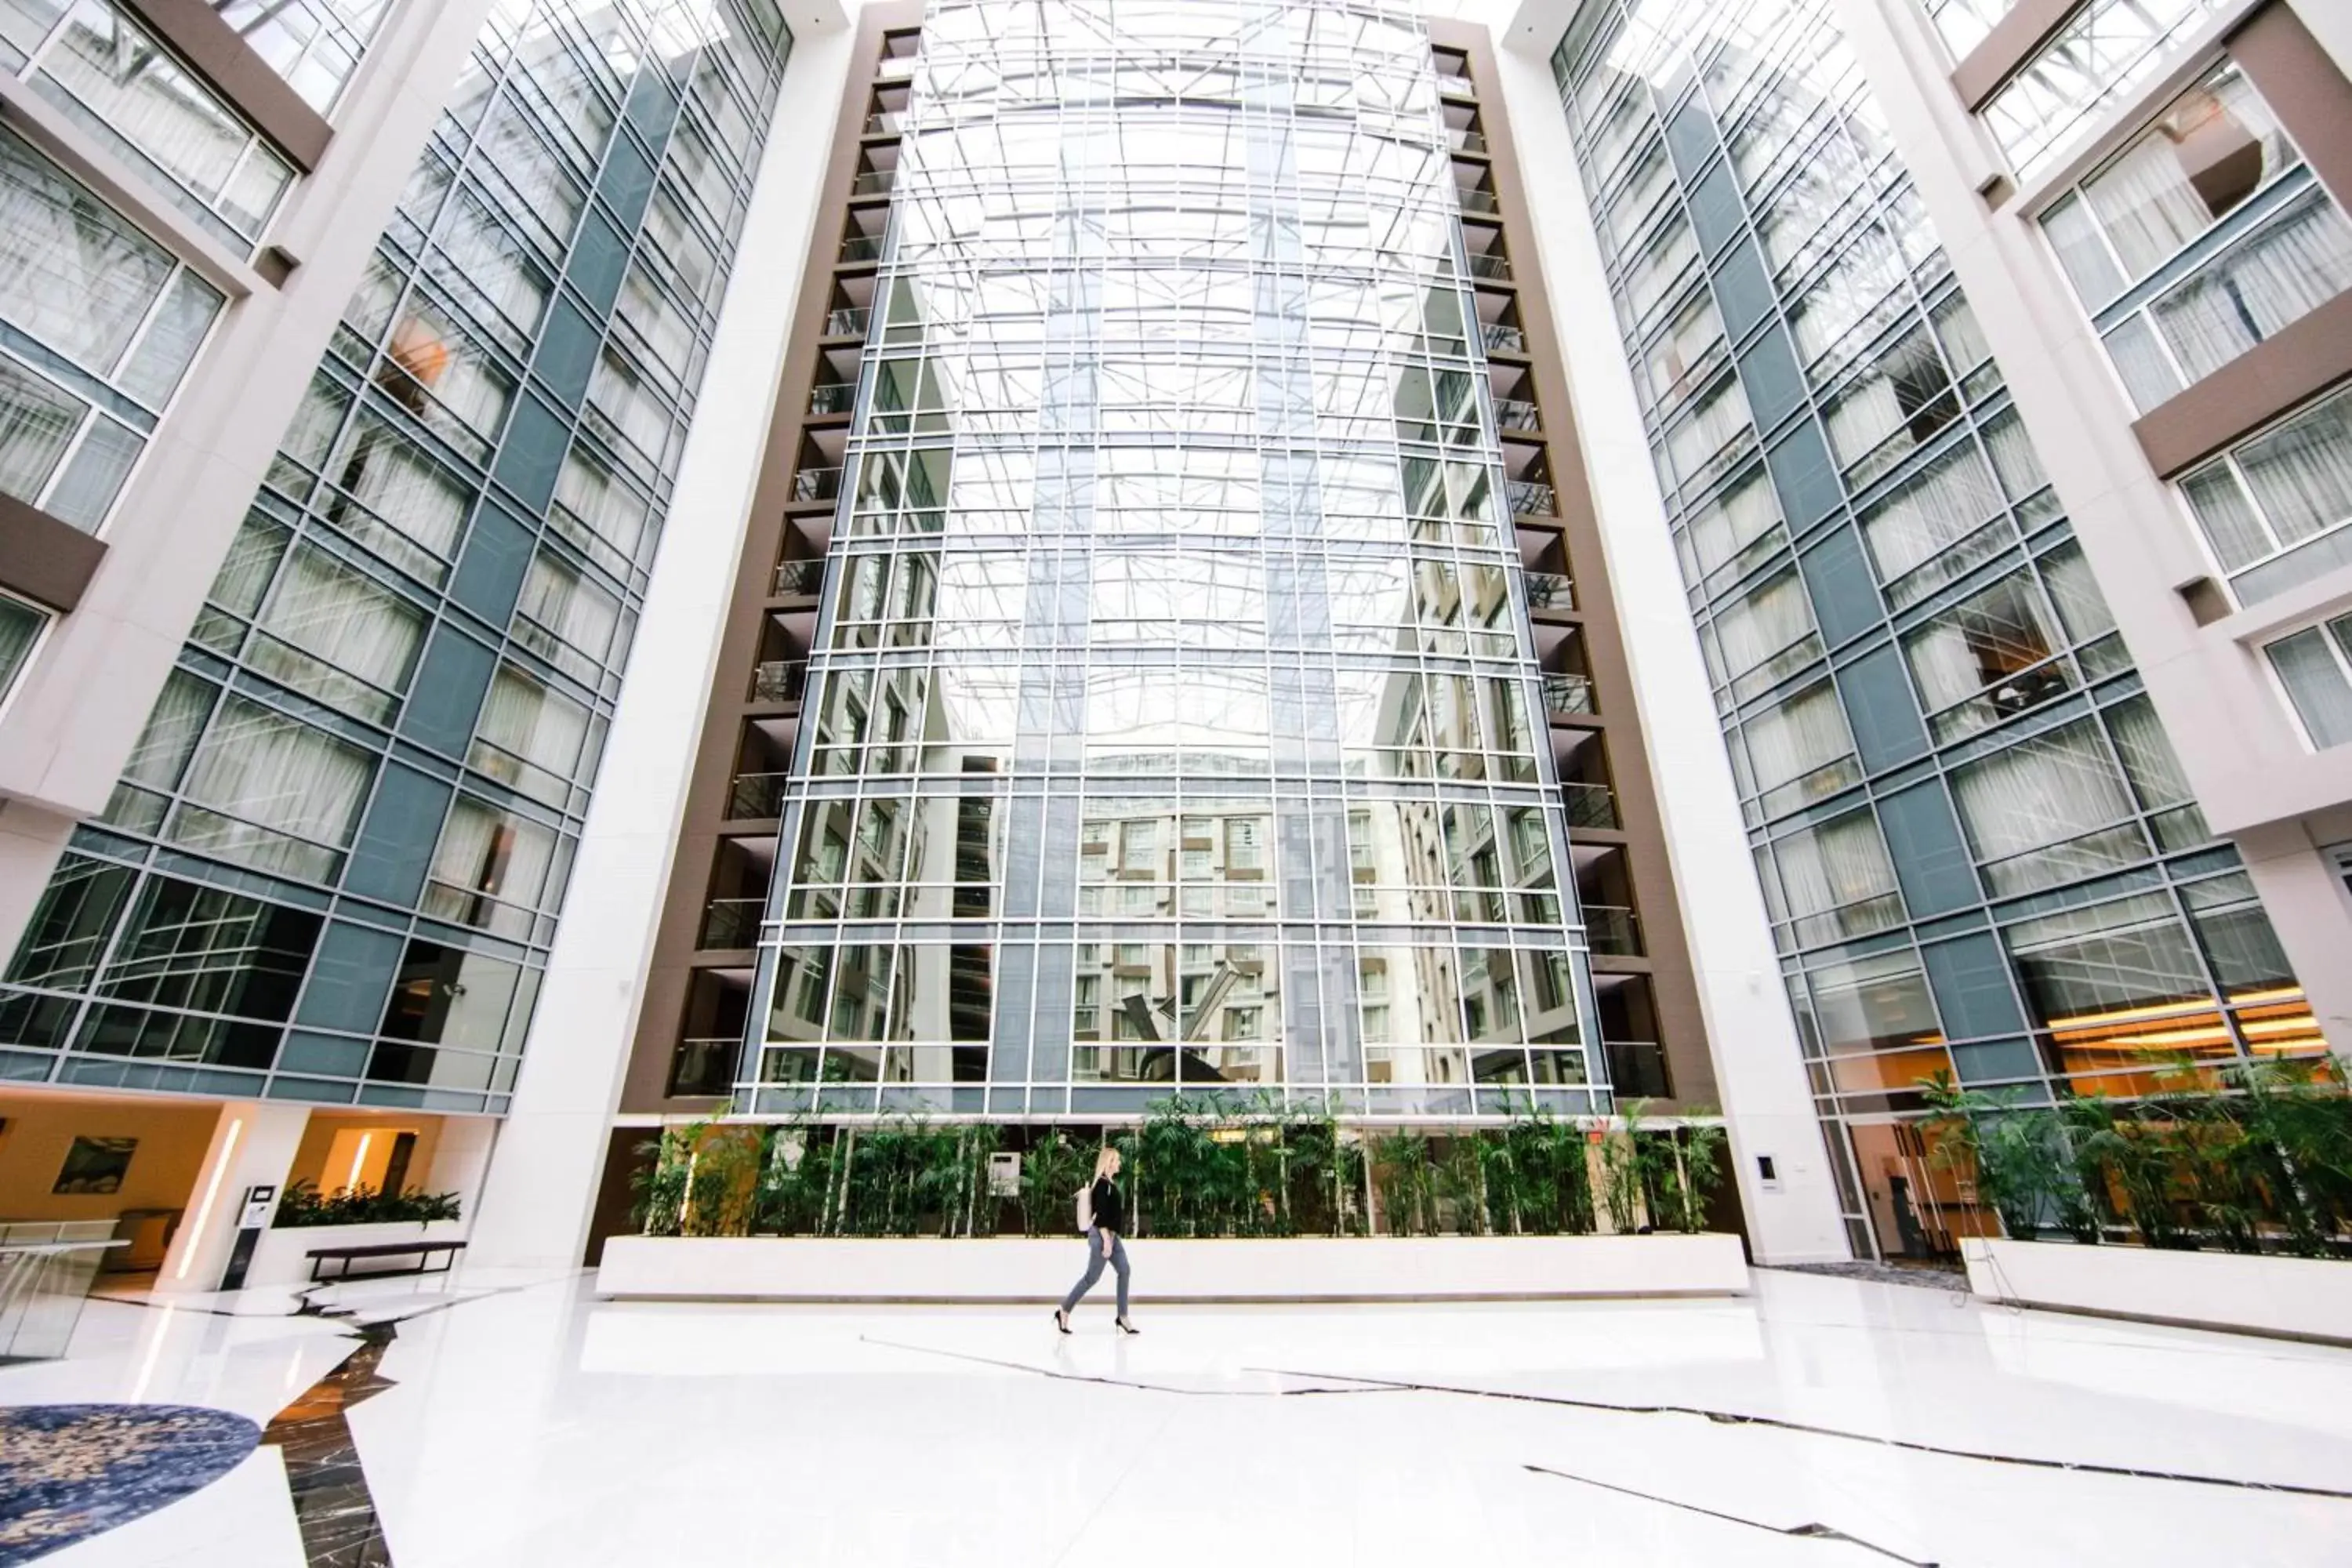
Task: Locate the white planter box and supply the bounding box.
[249,1219,470,1288]
[1962,1237,2352,1344]
[595,1232,1750,1302]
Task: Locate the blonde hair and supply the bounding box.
[1093,1145,1120,1181]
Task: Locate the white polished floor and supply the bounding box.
[9,1265,2351,1566]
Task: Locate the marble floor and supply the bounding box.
[3,1265,2349,1566]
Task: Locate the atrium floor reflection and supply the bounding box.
[6,1266,2349,1566]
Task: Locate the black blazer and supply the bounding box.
[1091,1176,1126,1236]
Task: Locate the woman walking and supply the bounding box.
[1055,1145,1138,1334]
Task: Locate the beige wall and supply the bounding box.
[286,1112,445,1196]
[0,1092,223,1222]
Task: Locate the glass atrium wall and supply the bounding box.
[748,0,1606,1121]
[0,0,793,1112]
[1548,0,2323,1258]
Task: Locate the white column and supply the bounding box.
[154,1102,310,1294]
[0,801,75,982]
[468,9,857,1269]
[423,1114,501,1224]
[2289,0,2352,82]
[1486,13,1850,1262]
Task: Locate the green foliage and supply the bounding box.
[630,1120,702,1237]
[1921,1074,2095,1243]
[1274,1096,1364,1237]
[272,1178,461,1229]
[1371,1133,1438,1236]
[1116,1093,1366,1239]
[630,1116,763,1238]
[833,1119,998,1236]
[1599,1099,1650,1233]
[1920,1062,2352,1254]
[753,1122,838,1236]
[1646,1119,1728,1234]
[626,1099,1770,1243]
[1475,1104,1594,1235]
[1434,1137,1488,1235]
[622,1065,2352,1255]
[1020,1131,1092,1237]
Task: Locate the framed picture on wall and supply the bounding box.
[53,1137,137,1195]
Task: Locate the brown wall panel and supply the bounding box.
[583,1123,653,1266]
[0,494,106,613]
[1432,19,1719,1112]
[2229,2,2352,212]
[118,0,334,172]
[1949,0,2086,113]
[2132,291,2352,477]
[622,2,923,1112]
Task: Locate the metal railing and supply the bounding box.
[1584,902,1643,956]
[1436,71,1475,96]
[809,383,855,416]
[864,111,904,136]
[1494,397,1541,431]
[792,466,841,503]
[1466,250,1511,281]
[1507,478,1556,517]
[1604,1039,1671,1099]
[840,234,884,263]
[669,1038,740,1098]
[824,306,871,337]
[699,897,765,949]
[1542,672,1595,715]
[0,1225,118,1359]
[1457,186,1499,215]
[1454,129,1490,156]
[775,559,824,596]
[728,771,789,819]
[1483,321,1525,354]
[851,169,895,198]
[1562,779,1620,830]
[1525,572,1574,612]
[751,659,808,704]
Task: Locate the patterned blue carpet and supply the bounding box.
[0,1404,259,1565]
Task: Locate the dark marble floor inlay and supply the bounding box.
[1524,1461,1939,1566]
[263,1323,401,1567]
[0,1403,259,1565]
[871,1334,2352,1507]
[1254,1367,2352,1501]
[859,1334,1403,1398]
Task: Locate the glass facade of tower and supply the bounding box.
[1548,0,2324,1256]
[0,0,793,1111]
[745,0,1607,1121]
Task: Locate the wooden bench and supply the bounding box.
[306,1239,466,1283]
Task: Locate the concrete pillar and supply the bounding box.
[154,1102,309,1294]
[470,12,858,1269]
[1486,26,1848,1260]
[0,800,74,981]
[2291,0,2352,84]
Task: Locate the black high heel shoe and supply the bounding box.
[1115,1316,1139,1335]
[1054,1308,1072,1335]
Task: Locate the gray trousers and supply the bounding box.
[1060,1227,1131,1316]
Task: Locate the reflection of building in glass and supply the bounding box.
[745,0,1608,1122]
[1546,0,2347,1261]
[0,0,797,1109]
